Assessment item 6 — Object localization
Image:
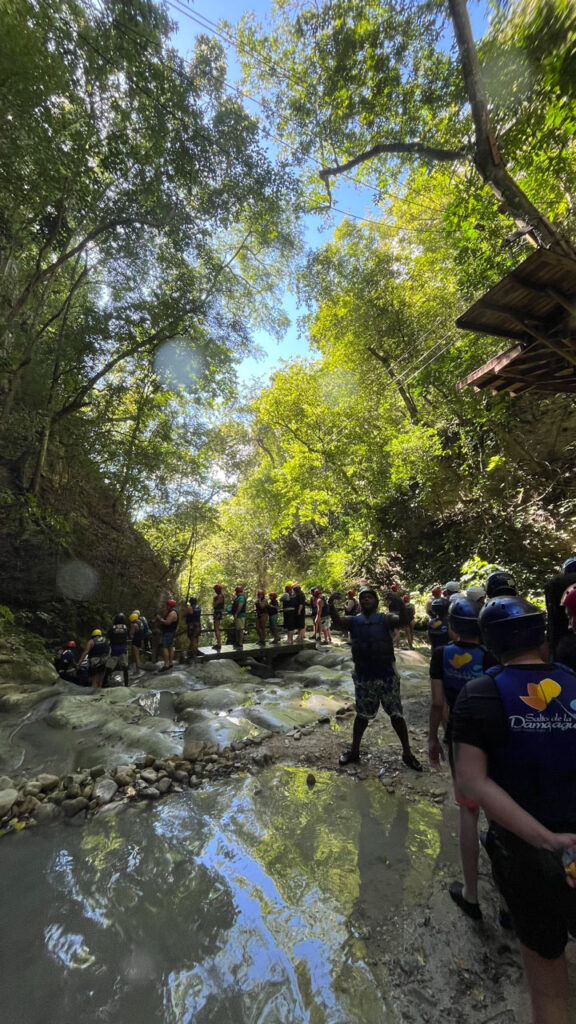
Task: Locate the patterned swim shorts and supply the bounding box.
[353,669,403,719]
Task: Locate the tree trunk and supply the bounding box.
[448,0,576,259]
[366,346,419,423]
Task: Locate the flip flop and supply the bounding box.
[449,881,482,921]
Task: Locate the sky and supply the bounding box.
[165,0,490,389]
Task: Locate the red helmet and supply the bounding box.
[285,584,293,592]
[313,588,322,596]
[391,584,399,592]
[257,589,265,597]
[561,583,576,606]
[432,586,442,598]
[564,589,576,617]
[213,584,223,593]
[166,599,177,608]
[235,585,243,594]
[66,640,76,648]
[347,590,356,597]
[269,592,277,599]
[403,594,410,602]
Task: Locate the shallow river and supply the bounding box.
[0,767,458,1024]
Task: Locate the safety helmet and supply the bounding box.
[66,640,76,648]
[391,584,399,592]
[562,556,576,575]
[485,570,517,599]
[449,598,480,639]
[189,596,198,605]
[359,586,379,604]
[347,590,356,597]
[235,585,243,594]
[444,581,461,595]
[213,584,222,593]
[114,613,125,624]
[479,596,545,655]
[269,592,277,600]
[466,585,486,603]
[403,594,410,602]
[285,584,293,592]
[313,588,322,596]
[129,613,139,622]
[132,609,140,617]
[91,629,102,637]
[564,589,576,618]
[430,597,449,618]
[166,599,177,608]
[431,586,442,598]
[257,589,265,597]
[561,583,576,606]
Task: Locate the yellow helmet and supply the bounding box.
[91,629,102,637]
[129,613,139,622]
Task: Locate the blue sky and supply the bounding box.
[166,0,489,388]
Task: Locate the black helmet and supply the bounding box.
[449,598,480,639]
[359,586,379,605]
[430,597,449,618]
[485,570,517,599]
[479,596,545,655]
[562,556,576,575]
[189,596,198,605]
[113,613,125,624]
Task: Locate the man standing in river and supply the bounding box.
[328,587,422,771]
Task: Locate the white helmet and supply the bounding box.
[466,585,486,602]
[444,581,461,594]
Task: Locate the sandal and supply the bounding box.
[402,752,423,772]
[339,750,360,766]
[449,881,482,921]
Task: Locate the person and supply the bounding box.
[53,640,77,682]
[78,629,109,690]
[212,585,225,651]
[185,597,202,659]
[454,595,576,1024]
[386,583,406,616]
[402,594,415,649]
[280,584,297,644]
[155,599,179,671]
[293,584,307,641]
[485,569,518,599]
[267,592,281,643]
[428,596,450,649]
[545,558,576,659]
[129,612,143,671]
[104,613,129,687]
[425,585,443,615]
[231,585,247,649]
[328,587,422,771]
[255,590,268,646]
[313,589,332,645]
[465,584,486,613]
[341,590,359,641]
[428,598,497,920]
[555,587,576,671]
[444,580,464,604]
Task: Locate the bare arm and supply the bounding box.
[328,594,352,630]
[455,742,576,853]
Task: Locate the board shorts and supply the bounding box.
[353,668,403,720]
[269,614,278,630]
[162,631,177,648]
[105,653,128,669]
[486,824,576,959]
[213,608,223,621]
[321,617,330,630]
[132,634,143,649]
[187,623,201,637]
[87,657,106,675]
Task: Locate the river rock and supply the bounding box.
[0,776,15,791]
[61,796,89,817]
[93,777,118,805]
[33,802,62,824]
[140,769,158,785]
[182,736,206,762]
[0,788,18,818]
[140,786,161,799]
[22,781,42,797]
[157,777,172,794]
[114,767,137,787]
[17,794,40,816]
[90,765,106,779]
[195,660,250,686]
[36,774,60,792]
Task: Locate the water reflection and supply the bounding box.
[0,769,458,1024]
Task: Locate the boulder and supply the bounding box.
[93,777,118,805]
[182,736,206,762]
[61,796,89,817]
[0,788,18,818]
[0,776,15,791]
[36,774,60,792]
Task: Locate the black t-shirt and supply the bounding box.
[429,642,497,681]
[555,633,576,672]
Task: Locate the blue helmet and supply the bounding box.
[562,556,576,575]
[479,596,545,655]
[485,570,517,599]
[430,597,449,618]
[449,598,480,639]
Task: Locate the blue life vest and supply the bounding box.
[428,616,449,647]
[54,648,75,672]
[109,623,128,655]
[349,613,395,681]
[89,636,109,659]
[488,662,576,829]
[442,643,487,710]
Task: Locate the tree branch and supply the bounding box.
[319,141,468,184]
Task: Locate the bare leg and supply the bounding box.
[459,804,480,904]
[390,713,413,757]
[214,620,222,649]
[349,714,369,756]
[522,947,570,1024]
